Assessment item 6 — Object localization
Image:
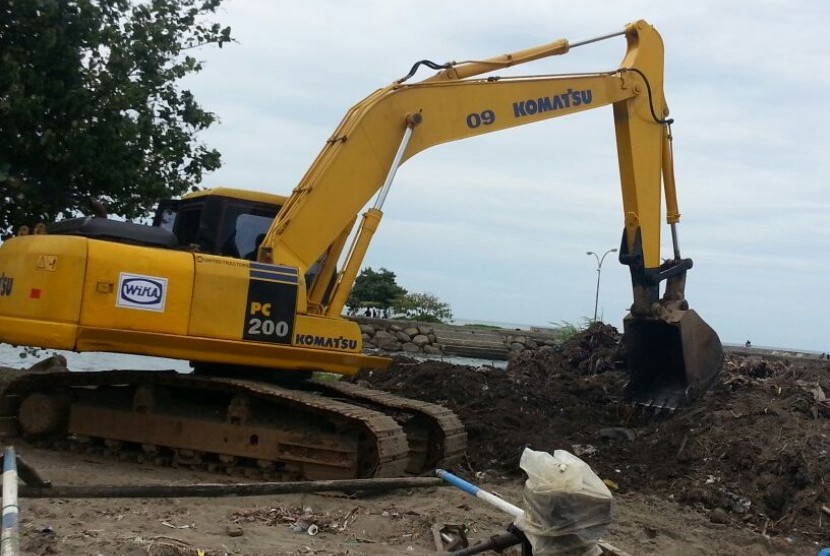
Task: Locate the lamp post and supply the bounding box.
[586,248,617,322]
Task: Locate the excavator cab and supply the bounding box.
[151,189,284,257]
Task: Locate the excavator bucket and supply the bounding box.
[622,308,723,408]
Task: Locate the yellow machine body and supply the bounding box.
[0,233,381,375]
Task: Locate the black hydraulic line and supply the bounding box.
[396,59,452,83]
[449,525,532,555]
[620,67,674,125]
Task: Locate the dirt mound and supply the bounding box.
[352,322,830,544]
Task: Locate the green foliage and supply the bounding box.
[549,318,591,343]
[556,321,582,340]
[392,292,453,324]
[0,0,233,237]
[348,267,406,311]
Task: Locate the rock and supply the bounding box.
[764,478,789,512]
[378,339,401,351]
[27,355,69,373]
[412,334,430,347]
[709,508,730,524]
[226,525,244,537]
[401,343,420,353]
[395,331,411,342]
[369,330,395,345]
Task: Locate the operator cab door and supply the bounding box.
[182,196,298,342]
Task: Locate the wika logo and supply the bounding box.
[121,278,163,305]
[117,273,167,312]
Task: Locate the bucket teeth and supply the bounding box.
[626,387,686,415]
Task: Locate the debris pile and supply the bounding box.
[353,322,830,543]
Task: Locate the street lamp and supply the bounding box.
[586,248,617,322]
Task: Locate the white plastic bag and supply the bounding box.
[513,448,612,556]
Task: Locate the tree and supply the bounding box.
[348,267,406,312]
[392,292,453,324]
[0,0,233,237]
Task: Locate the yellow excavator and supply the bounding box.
[0,19,722,479]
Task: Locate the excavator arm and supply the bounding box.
[261,19,722,407]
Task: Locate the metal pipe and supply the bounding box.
[373,113,422,210]
[570,29,627,49]
[1,446,19,556]
[19,476,443,499]
[670,222,681,260]
[587,248,617,322]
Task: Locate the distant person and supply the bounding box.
[745,340,752,348]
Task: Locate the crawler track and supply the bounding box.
[0,370,466,480]
[310,379,467,473]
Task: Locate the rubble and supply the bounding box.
[352,322,830,544]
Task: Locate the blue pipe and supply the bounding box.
[436,469,523,517]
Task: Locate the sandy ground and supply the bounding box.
[12,442,818,556]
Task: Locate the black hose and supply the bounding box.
[448,532,522,555]
[620,67,674,125]
[396,59,452,83]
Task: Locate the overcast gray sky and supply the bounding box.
[185,0,830,352]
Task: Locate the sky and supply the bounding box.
[184,0,830,352]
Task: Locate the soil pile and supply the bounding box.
[352,322,830,545]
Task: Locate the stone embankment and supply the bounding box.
[351,316,564,361]
[353,318,829,364]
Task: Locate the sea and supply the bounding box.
[0,343,192,372]
[0,342,507,373]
